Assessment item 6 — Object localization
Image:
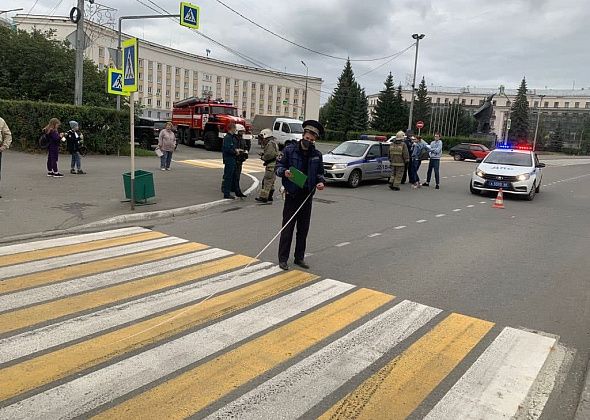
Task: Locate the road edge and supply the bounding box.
[575,356,590,420]
[0,173,260,245]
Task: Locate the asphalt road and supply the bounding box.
[150,146,590,418]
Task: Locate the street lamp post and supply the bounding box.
[499,85,511,145]
[408,33,425,131]
[533,94,545,152]
[301,60,308,121]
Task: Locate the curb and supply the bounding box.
[575,356,590,420]
[0,173,260,245]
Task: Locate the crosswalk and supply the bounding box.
[178,158,266,173]
[0,227,565,419]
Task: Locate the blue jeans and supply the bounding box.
[160,151,173,169]
[426,159,440,185]
[71,152,81,170]
[410,159,422,183]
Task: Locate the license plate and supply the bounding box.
[488,180,510,188]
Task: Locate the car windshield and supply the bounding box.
[481,145,490,151]
[484,151,532,167]
[154,122,167,129]
[330,142,370,157]
[211,106,238,116]
[288,123,304,134]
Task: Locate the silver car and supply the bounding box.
[323,140,392,188]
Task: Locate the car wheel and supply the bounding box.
[526,183,536,201]
[535,182,541,193]
[203,131,217,151]
[454,154,463,161]
[347,169,362,188]
[470,181,480,195]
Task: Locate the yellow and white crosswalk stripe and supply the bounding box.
[0,228,564,419]
[179,158,266,173]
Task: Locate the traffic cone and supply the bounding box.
[492,188,505,209]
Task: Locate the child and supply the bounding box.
[66,121,86,174]
[44,118,64,178]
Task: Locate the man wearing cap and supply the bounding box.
[275,120,325,271]
[255,128,278,203]
[0,116,12,198]
[401,129,414,184]
[221,123,238,199]
[388,131,410,190]
[232,124,249,198]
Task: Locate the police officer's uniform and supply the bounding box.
[255,129,278,203]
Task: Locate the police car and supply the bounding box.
[469,144,545,201]
[323,136,391,188]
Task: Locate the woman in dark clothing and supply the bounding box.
[44,118,64,177]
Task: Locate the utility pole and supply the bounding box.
[301,60,308,120]
[407,33,425,131]
[532,94,545,152]
[74,0,85,105]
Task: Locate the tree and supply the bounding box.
[319,96,333,128]
[0,26,116,108]
[509,78,530,141]
[412,77,431,128]
[371,72,396,132]
[393,84,409,130]
[325,59,368,133]
[548,123,564,152]
[354,86,369,131]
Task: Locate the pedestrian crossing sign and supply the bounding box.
[107,68,129,96]
[122,37,138,92]
[180,2,200,29]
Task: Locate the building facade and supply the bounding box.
[368,86,590,147]
[13,15,322,121]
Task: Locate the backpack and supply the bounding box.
[419,145,430,161]
[38,133,49,149]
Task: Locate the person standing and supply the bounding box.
[232,124,249,198]
[66,121,86,174]
[158,122,176,171]
[276,120,325,271]
[401,129,414,184]
[388,131,409,191]
[221,123,238,199]
[410,136,429,188]
[44,118,64,178]
[423,132,443,189]
[0,117,12,198]
[255,128,279,203]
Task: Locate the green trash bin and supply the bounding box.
[122,170,155,203]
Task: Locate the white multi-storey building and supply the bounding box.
[13,15,322,121]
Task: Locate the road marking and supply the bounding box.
[368,233,382,238]
[208,300,441,420]
[425,327,555,420]
[452,175,457,178]
[435,214,446,218]
[394,225,406,230]
[453,208,462,212]
[0,242,206,296]
[93,289,393,420]
[466,204,475,208]
[416,219,427,223]
[0,270,318,402]
[0,227,148,257]
[335,242,351,247]
[321,313,494,420]
[1,280,352,420]
[179,159,265,174]
[443,176,448,179]
[479,201,487,204]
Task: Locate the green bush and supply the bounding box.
[0,99,129,154]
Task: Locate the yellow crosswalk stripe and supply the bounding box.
[0,242,207,295]
[0,231,167,268]
[319,313,494,420]
[0,270,318,401]
[0,254,253,334]
[94,288,393,420]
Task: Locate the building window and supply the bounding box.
[268,105,272,112]
[534,101,539,107]
[554,101,559,108]
[185,69,189,78]
[175,91,180,99]
[565,102,570,108]
[586,102,590,108]
[175,68,180,76]
[492,100,497,106]
[243,80,248,88]
[98,47,104,58]
[184,82,189,89]
[157,100,161,107]
[575,102,580,108]
[234,80,239,87]
[138,72,143,80]
[260,84,265,90]
[148,76,153,83]
[294,99,298,104]
[139,59,144,66]
[166,101,170,108]
[157,63,162,71]
[166,90,170,98]
[242,92,247,98]
[286,88,290,95]
[544,102,549,107]
[444,98,449,104]
[147,111,152,117]
[157,76,161,83]
[138,84,143,92]
[461,99,466,105]
[217,76,222,83]
[166,65,171,73]
[505,100,511,107]
[148,60,154,68]
[147,98,152,106]
[284,107,288,113]
[156,88,161,96]
[148,87,153,94]
[436,98,441,104]
[470,99,474,105]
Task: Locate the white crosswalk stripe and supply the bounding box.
[179,158,266,173]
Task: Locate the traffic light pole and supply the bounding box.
[407,34,425,131]
[74,0,85,105]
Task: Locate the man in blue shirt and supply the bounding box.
[275,120,325,271]
[422,132,443,189]
[221,123,238,199]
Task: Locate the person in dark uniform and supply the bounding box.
[276,120,325,271]
[401,129,414,184]
[232,124,249,198]
[221,123,238,199]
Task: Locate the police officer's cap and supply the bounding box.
[302,120,324,138]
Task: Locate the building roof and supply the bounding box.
[406,85,590,98]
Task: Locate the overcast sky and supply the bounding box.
[12,0,590,101]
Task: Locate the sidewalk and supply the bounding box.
[0,149,246,238]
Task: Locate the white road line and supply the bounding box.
[0,280,354,420]
[435,214,446,218]
[0,249,227,312]
[208,300,441,420]
[443,176,448,179]
[466,205,475,208]
[424,327,555,420]
[0,227,149,257]
[453,209,462,212]
[367,233,382,238]
[304,253,314,258]
[335,242,351,247]
[452,175,457,178]
[0,237,187,281]
[394,225,406,230]
[479,201,487,204]
[0,263,278,364]
[416,219,427,223]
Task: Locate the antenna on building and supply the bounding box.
[206,48,211,57]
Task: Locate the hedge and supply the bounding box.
[323,129,492,151]
[0,99,129,154]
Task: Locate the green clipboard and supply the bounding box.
[288,166,308,189]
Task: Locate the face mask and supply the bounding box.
[301,139,311,149]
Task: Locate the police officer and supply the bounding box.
[255,128,278,203]
[401,129,414,184]
[233,124,249,198]
[276,120,325,271]
[221,123,238,199]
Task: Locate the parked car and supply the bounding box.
[271,118,304,148]
[135,117,169,149]
[449,143,490,161]
[323,140,391,188]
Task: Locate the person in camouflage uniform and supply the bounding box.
[388,131,410,191]
[255,128,279,203]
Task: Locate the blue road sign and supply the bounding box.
[107,68,129,96]
[180,2,200,29]
[122,38,138,92]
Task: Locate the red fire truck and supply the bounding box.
[171,97,252,151]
